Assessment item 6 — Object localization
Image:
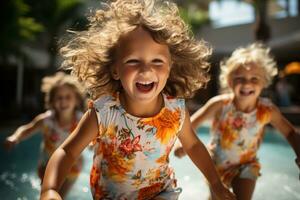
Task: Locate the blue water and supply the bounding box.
[0,125,299,200]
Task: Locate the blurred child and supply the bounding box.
[4,72,86,197]
[174,43,300,200]
[40,0,236,199]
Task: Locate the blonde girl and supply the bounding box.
[5,72,86,197]
[40,1,235,200]
[175,43,300,200]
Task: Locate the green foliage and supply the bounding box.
[0,0,86,67]
[24,0,85,32]
[0,0,43,56]
[179,6,210,32]
[19,17,44,40]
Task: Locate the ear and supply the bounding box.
[227,75,233,89]
[111,64,120,80]
[227,74,234,90]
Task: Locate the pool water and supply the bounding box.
[0,126,299,200]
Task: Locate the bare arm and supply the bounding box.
[4,113,46,150]
[269,105,300,167]
[191,95,225,129]
[174,95,225,158]
[40,109,99,200]
[178,108,235,200]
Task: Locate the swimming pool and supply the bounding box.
[0,125,299,200]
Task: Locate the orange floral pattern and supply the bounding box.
[141,108,180,145]
[256,102,271,123]
[218,121,238,149]
[210,98,272,180]
[90,93,184,199]
[137,182,164,200]
[217,161,261,187]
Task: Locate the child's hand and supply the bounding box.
[211,182,236,200]
[3,136,18,151]
[173,146,186,158]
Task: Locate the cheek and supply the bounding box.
[70,97,78,105]
[120,67,136,80]
[227,78,234,89]
[256,84,265,92]
[158,67,170,78]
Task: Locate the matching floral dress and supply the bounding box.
[89,93,185,200]
[209,98,272,186]
[40,110,83,179]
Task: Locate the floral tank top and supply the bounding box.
[209,98,272,170]
[40,110,83,176]
[90,93,185,200]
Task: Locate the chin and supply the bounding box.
[134,94,156,102]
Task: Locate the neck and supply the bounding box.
[55,111,75,126]
[233,97,258,113]
[119,92,164,118]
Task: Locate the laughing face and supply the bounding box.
[229,63,266,102]
[52,85,78,116]
[112,27,171,106]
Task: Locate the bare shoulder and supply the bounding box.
[75,108,99,139]
[268,102,283,119]
[206,93,232,109]
[211,93,232,102]
[191,94,231,123]
[83,108,98,125]
[258,98,280,114]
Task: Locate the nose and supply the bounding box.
[139,62,152,74]
[242,79,256,88]
[58,96,69,104]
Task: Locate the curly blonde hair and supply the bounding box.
[41,72,86,111]
[60,0,211,99]
[219,43,278,90]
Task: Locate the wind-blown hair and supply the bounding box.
[219,43,278,90]
[60,0,211,99]
[41,72,86,111]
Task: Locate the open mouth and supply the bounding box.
[136,82,155,92]
[60,106,69,111]
[240,89,254,96]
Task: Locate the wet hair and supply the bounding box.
[60,0,211,99]
[41,72,86,111]
[219,43,278,90]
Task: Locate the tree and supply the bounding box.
[24,0,86,71]
[175,0,210,32]
[0,0,43,64]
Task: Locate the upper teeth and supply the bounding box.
[138,81,152,85]
[242,90,252,94]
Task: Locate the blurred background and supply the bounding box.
[0,0,299,122]
[0,0,300,199]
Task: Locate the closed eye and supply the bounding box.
[234,77,244,83]
[250,77,260,83]
[152,59,164,65]
[125,59,140,65]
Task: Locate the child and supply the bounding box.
[174,43,300,200]
[40,0,236,200]
[4,72,86,197]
